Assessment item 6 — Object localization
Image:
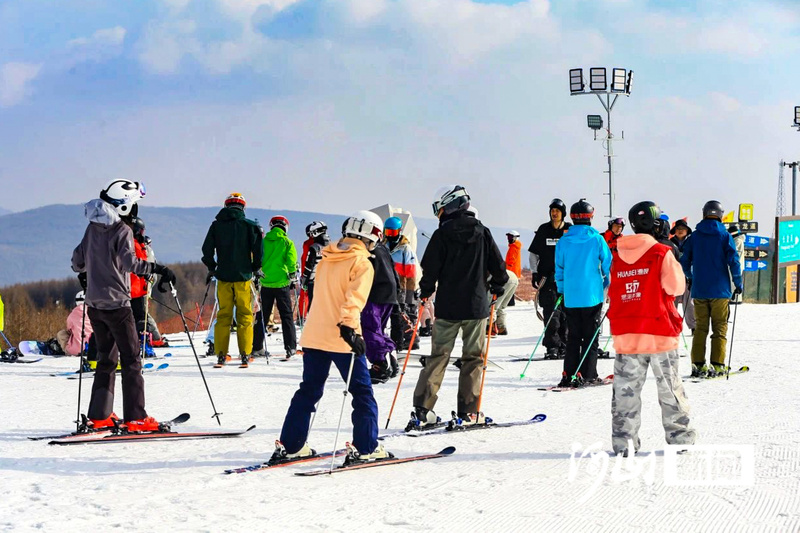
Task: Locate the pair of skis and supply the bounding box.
[690,365,749,383]
[379,412,547,440]
[537,374,614,392]
[52,362,169,378]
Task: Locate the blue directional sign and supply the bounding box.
[744,260,768,271]
[744,235,770,248]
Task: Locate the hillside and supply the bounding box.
[0,204,533,286]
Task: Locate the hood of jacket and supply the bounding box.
[563,224,599,243]
[84,199,121,226]
[322,237,371,262]
[439,212,482,244]
[617,234,659,264]
[695,218,728,237]
[265,226,289,242]
[215,206,246,222]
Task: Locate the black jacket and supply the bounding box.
[528,220,572,279]
[368,242,400,305]
[201,207,263,282]
[302,235,330,284]
[419,212,508,320]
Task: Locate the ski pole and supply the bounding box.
[170,283,223,425]
[252,281,270,361]
[140,281,151,360]
[475,298,497,417]
[385,302,425,429]
[680,330,689,352]
[726,291,740,380]
[149,297,202,327]
[570,308,609,382]
[330,351,356,474]
[520,295,562,379]
[0,329,13,350]
[192,280,213,340]
[75,297,88,432]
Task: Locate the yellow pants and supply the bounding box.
[215,281,254,356]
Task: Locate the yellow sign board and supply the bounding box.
[738,203,754,221]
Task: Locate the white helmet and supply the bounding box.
[432,185,470,216]
[75,291,86,304]
[506,230,520,237]
[100,179,145,217]
[342,210,384,244]
[306,220,328,238]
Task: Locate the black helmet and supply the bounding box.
[628,201,661,235]
[728,224,741,237]
[569,198,594,225]
[549,198,566,218]
[702,200,724,220]
[608,217,625,229]
[130,217,146,243]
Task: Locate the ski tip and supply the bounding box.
[438,446,456,455]
[245,425,257,432]
[164,353,173,357]
[143,363,154,369]
[531,414,547,422]
[157,363,169,369]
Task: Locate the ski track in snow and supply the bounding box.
[1,302,799,532]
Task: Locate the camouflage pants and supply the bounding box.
[611,350,697,454]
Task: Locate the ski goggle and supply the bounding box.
[610,217,625,226]
[385,228,401,237]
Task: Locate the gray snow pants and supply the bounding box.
[611,350,696,454]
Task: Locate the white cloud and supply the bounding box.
[710,92,742,113]
[68,26,127,48]
[0,62,42,107]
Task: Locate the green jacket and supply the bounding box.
[260,227,298,288]
[201,207,263,283]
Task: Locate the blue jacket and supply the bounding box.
[555,225,612,308]
[679,219,742,299]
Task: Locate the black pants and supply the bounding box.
[390,303,417,349]
[563,304,602,381]
[253,286,297,352]
[87,306,147,421]
[130,296,161,341]
[539,278,567,350]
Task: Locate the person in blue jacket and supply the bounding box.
[555,199,612,387]
[679,200,743,377]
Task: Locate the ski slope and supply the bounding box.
[1,302,798,532]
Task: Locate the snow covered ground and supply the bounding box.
[1,301,798,532]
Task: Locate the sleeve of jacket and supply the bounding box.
[250,224,263,272]
[286,239,298,276]
[338,257,375,329]
[725,234,743,289]
[201,223,217,272]
[554,241,564,293]
[71,229,89,273]
[485,229,509,291]
[661,251,686,297]
[419,231,444,298]
[302,246,320,279]
[679,236,693,280]
[599,235,612,285]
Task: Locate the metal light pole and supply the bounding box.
[782,161,798,216]
[569,67,633,219]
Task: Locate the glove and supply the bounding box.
[419,291,433,301]
[299,275,308,290]
[489,284,505,297]
[78,271,88,290]
[686,278,692,291]
[532,273,542,286]
[734,285,743,295]
[339,325,366,356]
[205,270,216,284]
[413,289,421,300]
[153,264,177,293]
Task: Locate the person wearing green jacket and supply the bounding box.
[201,193,263,366]
[253,215,299,359]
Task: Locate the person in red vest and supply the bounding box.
[607,201,697,456]
[602,217,625,254]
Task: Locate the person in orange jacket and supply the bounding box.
[505,231,522,277]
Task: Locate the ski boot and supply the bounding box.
[269,440,315,465]
[252,347,270,358]
[690,363,709,378]
[343,442,394,466]
[85,412,121,431]
[215,354,228,367]
[496,325,508,336]
[419,355,427,367]
[711,363,729,376]
[388,353,399,379]
[1,348,19,363]
[597,350,611,359]
[369,359,391,384]
[452,358,463,369]
[284,349,296,361]
[406,407,440,432]
[544,347,559,360]
[455,411,488,426]
[557,371,571,388]
[570,373,586,388]
[239,354,250,368]
[125,416,161,433]
[557,346,566,360]
[205,341,215,357]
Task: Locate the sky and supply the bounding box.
[1,0,800,231]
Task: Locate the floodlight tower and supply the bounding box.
[569,67,633,218]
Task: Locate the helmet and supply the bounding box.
[75,291,86,304]
[100,179,145,217]
[702,200,724,220]
[306,220,327,238]
[608,217,625,229]
[569,198,594,225]
[342,210,384,244]
[432,185,470,217]
[225,192,246,208]
[384,216,403,239]
[628,201,661,235]
[270,216,289,231]
[549,198,567,218]
[130,217,146,243]
[506,230,520,237]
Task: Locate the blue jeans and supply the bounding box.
[279,347,379,454]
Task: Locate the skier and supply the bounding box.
[602,217,625,254]
[727,224,746,301]
[201,192,263,367]
[71,179,177,430]
[299,221,329,311]
[270,211,392,464]
[412,185,508,426]
[385,216,420,352]
[554,199,612,387]
[253,216,299,360]
[680,201,743,377]
[670,219,696,333]
[127,216,159,354]
[608,201,696,456]
[505,231,522,277]
[492,270,519,336]
[55,291,93,356]
[529,199,571,359]
[298,224,316,321]
[363,234,401,384]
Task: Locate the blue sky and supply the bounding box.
[2,0,799,229]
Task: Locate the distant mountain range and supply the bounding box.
[0,206,12,217]
[0,204,533,286]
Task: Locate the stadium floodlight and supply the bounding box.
[590,68,607,91]
[795,106,800,127]
[626,70,634,94]
[611,68,626,93]
[587,115,603,130]
[570,68,584,94]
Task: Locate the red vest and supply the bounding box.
[608,243,682,337]
[130,240,149,299]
